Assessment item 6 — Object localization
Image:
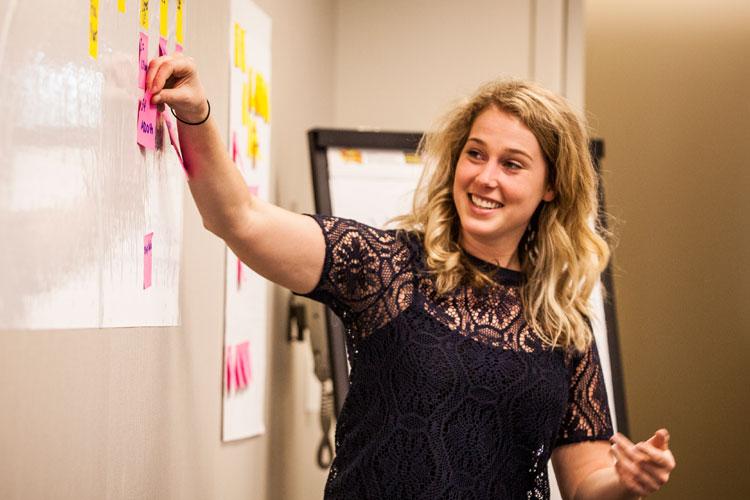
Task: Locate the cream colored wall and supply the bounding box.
[0,2,597,500]
[333,0,533,129]
[0,1,335,499]
[586,1,750,498]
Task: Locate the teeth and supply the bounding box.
[470,194,502,209]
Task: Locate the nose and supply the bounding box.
[475,163,498,188]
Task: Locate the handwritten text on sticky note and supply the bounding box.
[138,32,148,89]
[176,0,184,44]
[137,92,157,150]
[140,0,149,30]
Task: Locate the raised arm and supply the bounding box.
[146,54,324,294]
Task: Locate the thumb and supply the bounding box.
[647,428,670,450]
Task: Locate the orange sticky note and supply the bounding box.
[89,0,99,59]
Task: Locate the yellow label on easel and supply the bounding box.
[89,0,99,59]
[176,0,184,44]
[140,0,149,30]
[159,0,168,37]
[118,0,126,13]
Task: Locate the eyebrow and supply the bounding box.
[466,137,534,161]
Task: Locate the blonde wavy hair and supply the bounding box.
[393,79,610,352]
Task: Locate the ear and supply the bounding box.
[542,186,555,202]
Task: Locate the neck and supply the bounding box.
[459,233,522,271]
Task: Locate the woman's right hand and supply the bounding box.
[146,54,208,123]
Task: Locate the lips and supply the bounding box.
[469,193,503,209]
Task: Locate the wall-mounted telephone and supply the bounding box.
[288,295,334,469]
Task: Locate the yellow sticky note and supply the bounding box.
[247,69,255,113]
[233,23,239,68]
[240,28,246,72]
[89,0,99,59]
[140,0,149,30]
[247,118,259,161]
[118,0,126,13]
[176,0,184,44]
[242,83,248,126]
[160,0,168,38]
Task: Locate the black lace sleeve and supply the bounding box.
[299,215,415,339]
[554,337,615,447]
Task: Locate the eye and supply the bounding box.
[466,148,484,160]
[504,160,523,170]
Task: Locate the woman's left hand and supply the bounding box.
[610,428,676,497]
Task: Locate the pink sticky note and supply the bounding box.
[175,43,184,53]
[237,256,243,290]
[234,348,243,390]
[237,341,250,388]
[137,92,157,149]
[159,36,168,56]
[138,32,148,89]
[162,111,186,173]
[225,346,233,393]
[143,232,153,289]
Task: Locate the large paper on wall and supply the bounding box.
[222,0,271,441]
[0,0,185,329]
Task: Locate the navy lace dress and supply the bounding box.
[301,215,613,499]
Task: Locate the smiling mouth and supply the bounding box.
[469,193,503,209]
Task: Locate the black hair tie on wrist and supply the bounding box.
[170,99,210,125]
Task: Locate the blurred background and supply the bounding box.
[0,1,747,499]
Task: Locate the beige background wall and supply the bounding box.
[0,0,336,499]
[586,1,750,498]
[5,0,744,499]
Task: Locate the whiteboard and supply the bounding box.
[0,0,184,329]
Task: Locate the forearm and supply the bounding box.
[574,467,640,500]
[176,113,254,239]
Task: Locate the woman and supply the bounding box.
[147,55,675,499]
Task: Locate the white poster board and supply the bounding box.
[222,0,271,441]
[0,0,185,330]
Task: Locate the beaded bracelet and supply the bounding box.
[170,99,210,125]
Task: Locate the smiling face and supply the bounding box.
[452,106,554,269]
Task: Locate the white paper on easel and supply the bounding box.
[222,0,272,442]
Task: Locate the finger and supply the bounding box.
[647,428,670,450]
[145,55,170,93]
[610,446,661,494]
[150,55,194,94]
[635,441,676,469]
[636,460,673,488]
[150,59,177,95]
[610,432,634,447]
[151,87,191,106]
[611,434,649,462]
